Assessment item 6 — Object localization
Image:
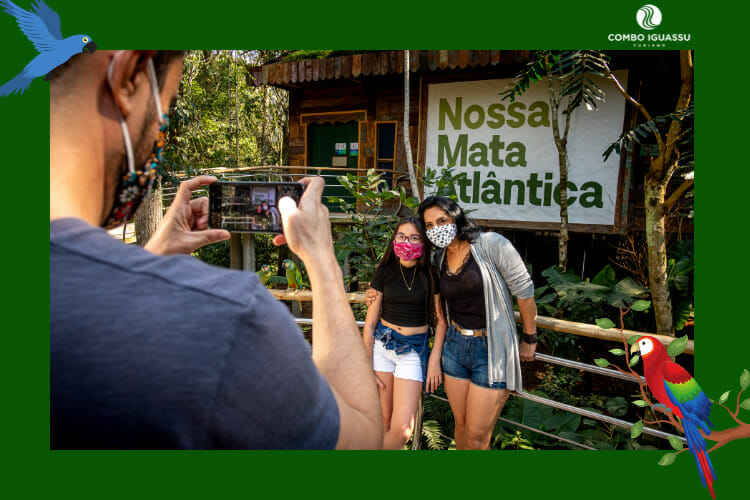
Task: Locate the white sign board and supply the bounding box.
[424,71,628,226]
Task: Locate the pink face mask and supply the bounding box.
[393,240,423,261]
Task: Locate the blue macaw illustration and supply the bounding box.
[0,0,96,96]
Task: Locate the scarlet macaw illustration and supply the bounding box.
[1,0,96,96]
[632,336,716,498]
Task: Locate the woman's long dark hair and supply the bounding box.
[375,216,437,327]
[418,196,481,244]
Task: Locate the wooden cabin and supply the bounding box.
[251,50,692,281]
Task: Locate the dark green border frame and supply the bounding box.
[2,1,745,498]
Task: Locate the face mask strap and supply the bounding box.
[101,53,165,229]
[107,52,136,176]
[146,58,165,122]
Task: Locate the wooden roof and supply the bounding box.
[251,50,533,88]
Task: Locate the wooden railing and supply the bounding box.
[269,289,694,354]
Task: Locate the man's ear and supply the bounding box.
[107,50,156,118]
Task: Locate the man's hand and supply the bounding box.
[364,287,380,307]
[272,177,334,265]
[145,175,230,256]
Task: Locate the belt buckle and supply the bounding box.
[453,321,478,337]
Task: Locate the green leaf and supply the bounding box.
[606,277,648,308]
[609,348,626,356]
[668,436,684,451]
[740,398,750,411]
[630,420,643,439]
[629,354,641,367]
[606,397,628,417]
[596,318,616,330]
[741,369,750,391]
[591,264,616,287]
[632,400,649,407]
[627,335,640,345]
[594,358,610,368]
[630,300,652,312]
[541,265,582,288]
[658,453,677,467]
[667,335,689,357]
[718,391,731,404]
[536,293,557,305]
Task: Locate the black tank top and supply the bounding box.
[439,251,486,329]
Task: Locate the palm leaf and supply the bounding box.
[604,104,694,160]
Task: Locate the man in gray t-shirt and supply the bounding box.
[50,50,382,449]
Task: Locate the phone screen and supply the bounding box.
[208,181,304,233]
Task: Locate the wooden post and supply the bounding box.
[411,397,423,450]
[230,233,242,270]
[242,233,256,272]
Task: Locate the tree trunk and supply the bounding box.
[403,50,420,202]
[644,175,673,336]
[548,77,569,271]
[602,51,692,338]
[557,150,569,271]
[134,186,163,247]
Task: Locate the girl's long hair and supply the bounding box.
[375,216,437,327]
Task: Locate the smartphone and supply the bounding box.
[208,181,304,233]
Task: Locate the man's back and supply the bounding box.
[50,218,339,449]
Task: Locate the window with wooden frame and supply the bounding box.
[375,121,397,188]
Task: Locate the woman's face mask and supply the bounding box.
[426,223,457,248]
[102,56,167,229]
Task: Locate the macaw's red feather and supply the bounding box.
[697,449,716,499]
[662,362,693,384]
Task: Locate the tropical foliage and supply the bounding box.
[163,50,288,186]
[601,50,694,336]
[327,169,410,286]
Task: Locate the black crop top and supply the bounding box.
[371,260,434,327]
[439,251,486,329]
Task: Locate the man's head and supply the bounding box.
[50,50,185,227]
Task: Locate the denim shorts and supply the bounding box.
[441,323,507,389]
[372,321,429,383]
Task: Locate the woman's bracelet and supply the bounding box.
[522,332,538,344]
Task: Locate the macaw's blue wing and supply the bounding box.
[1,0,60,52]
[31,0,62,39]
[662,362,713,433]
[662,362,716,499]
[0,72,33,96]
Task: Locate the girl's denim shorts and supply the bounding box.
[372,321,429,382]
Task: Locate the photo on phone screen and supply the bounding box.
[208,182,304,233]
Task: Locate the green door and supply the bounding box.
[307,122,359,212]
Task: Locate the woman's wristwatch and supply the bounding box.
[522,332,538,344]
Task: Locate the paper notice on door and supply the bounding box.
[331,156,348,167]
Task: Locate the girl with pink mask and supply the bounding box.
[362,216,448,449]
